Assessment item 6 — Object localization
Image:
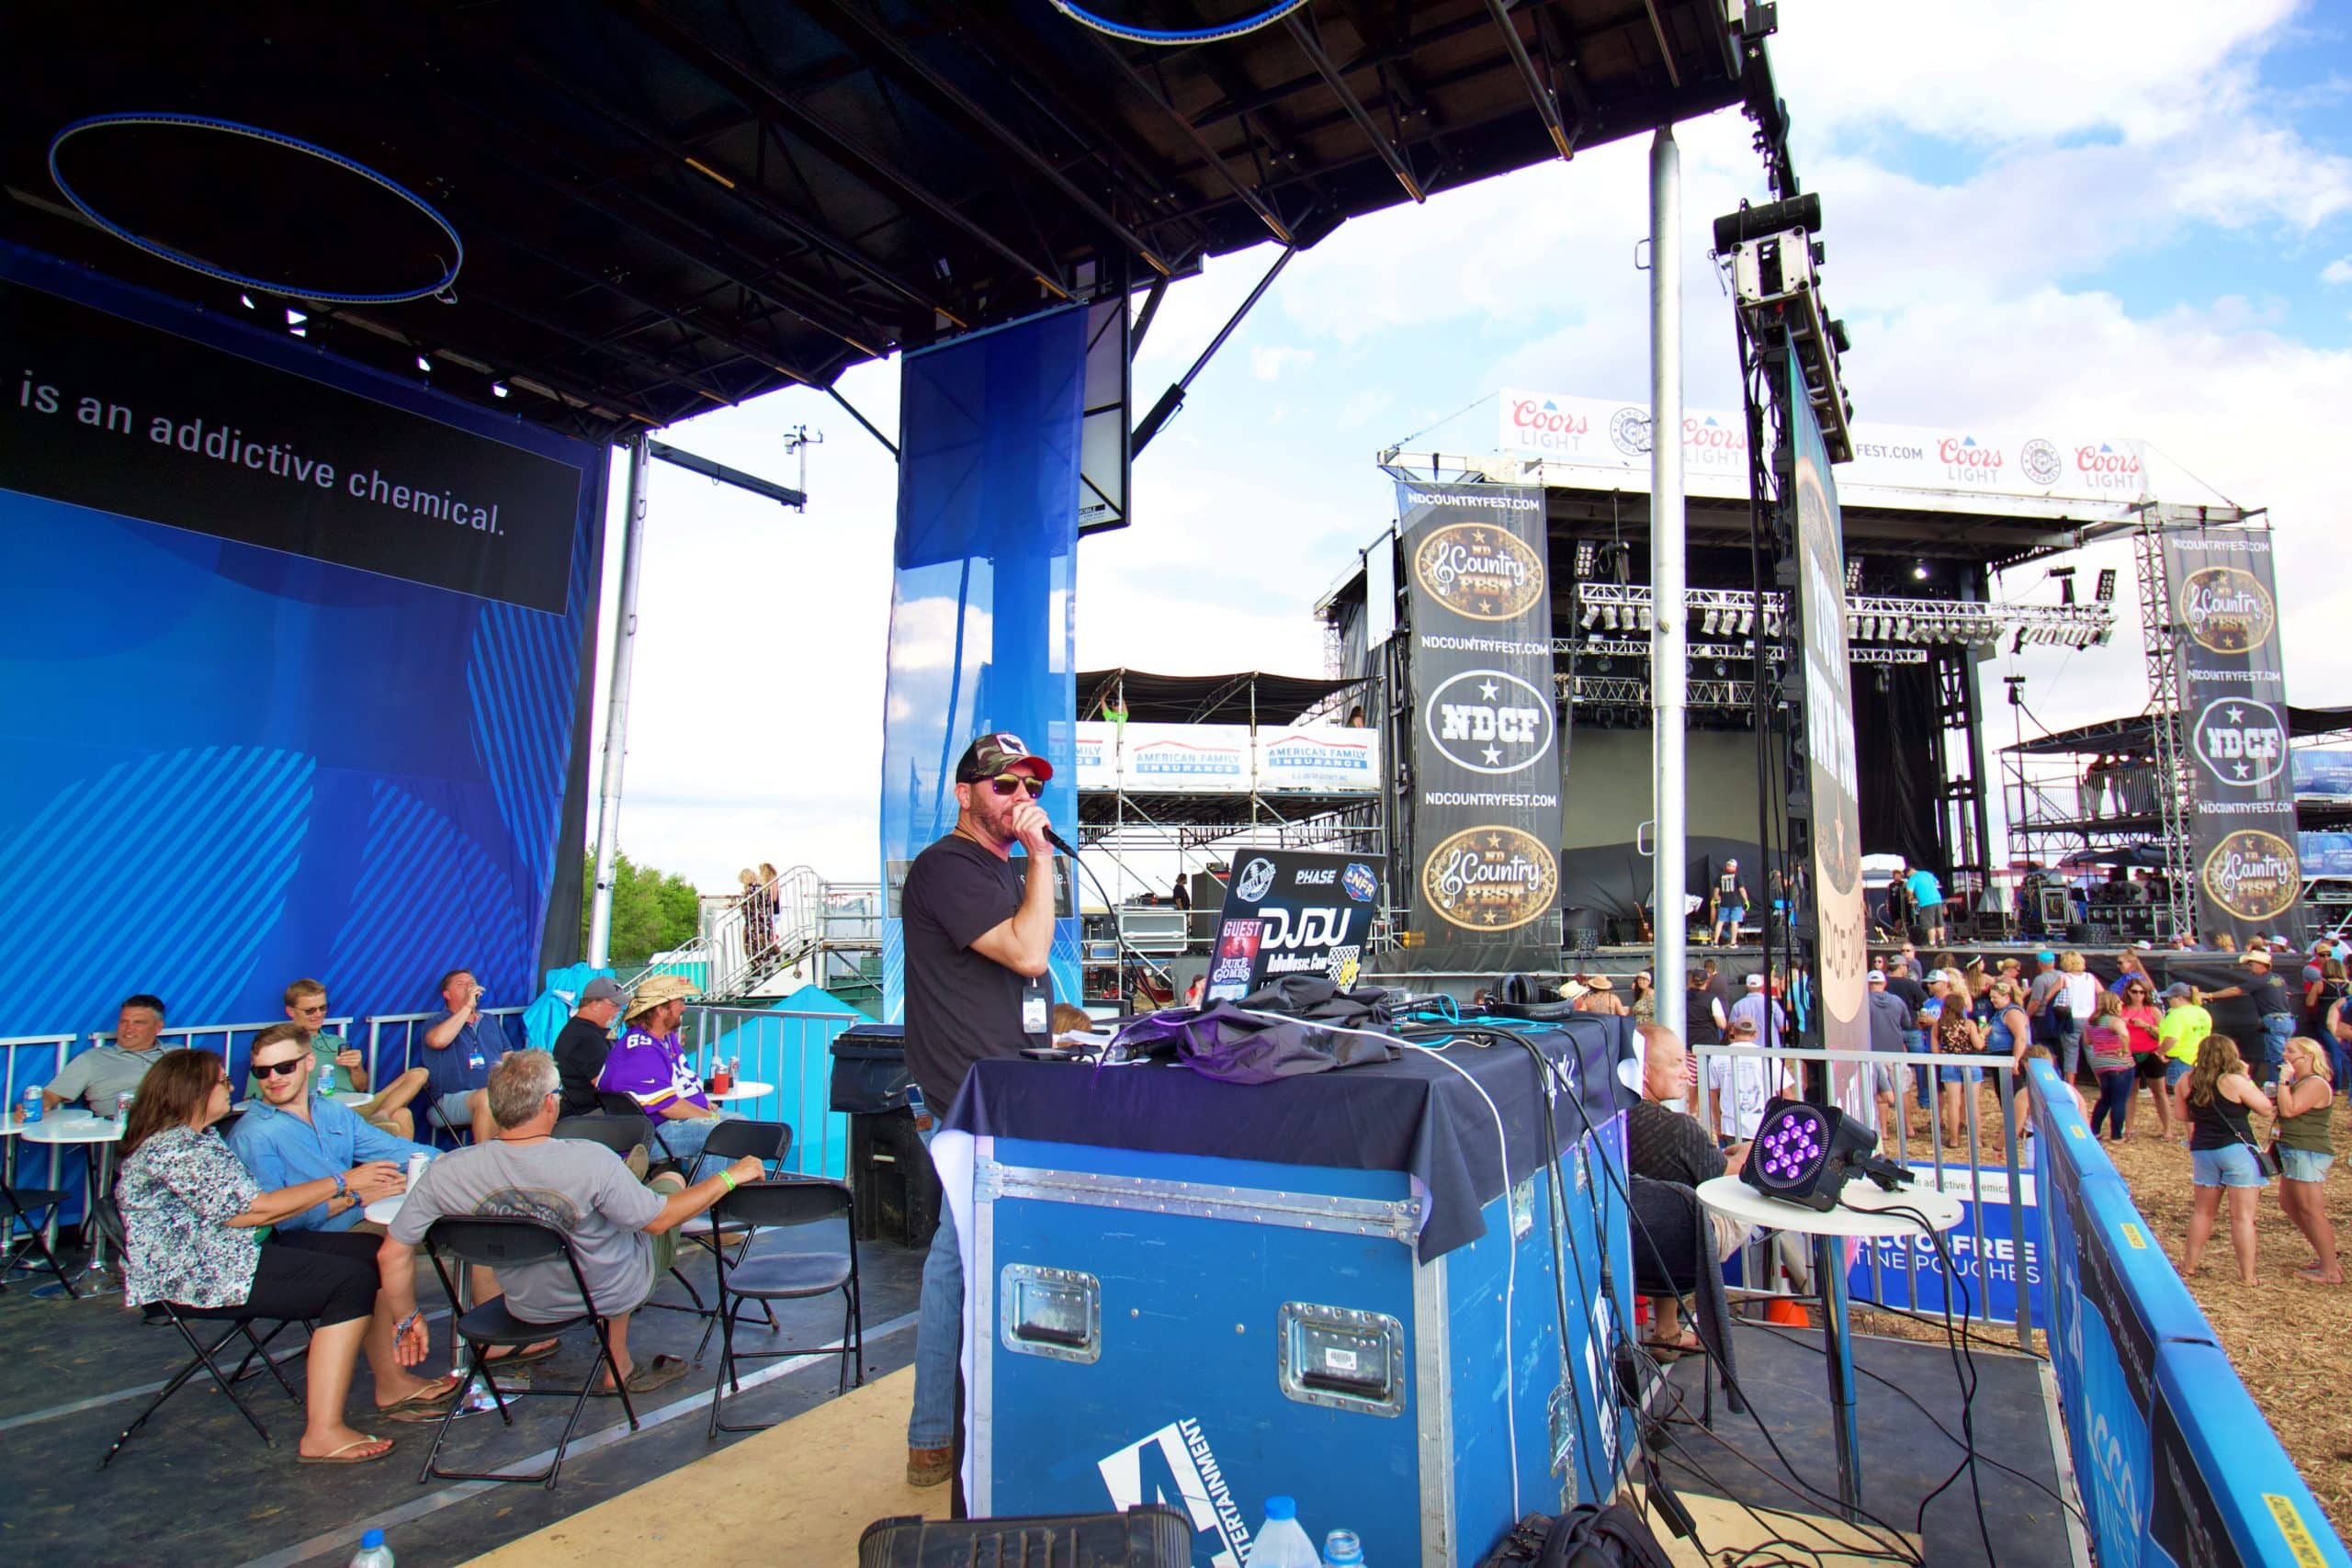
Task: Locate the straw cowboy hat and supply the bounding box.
[626,973,700,1018]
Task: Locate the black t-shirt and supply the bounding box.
[902,834,1029,1112]
[2246,970,2291,1018]
[552,1014,615,1118]
[1716,872,1744,905]
[1685,985,1724,1045]
[1626,1099,1728,1189]
[1885,976,1928,1017]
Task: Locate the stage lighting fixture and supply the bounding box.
[1581,604,1600,629]
[2011,628,2029,655]
[1912,560,1930,581]
[492,382,510,399]
[1896,615,1913,640]
[2096,569,2119,603]
[1737,610,1755,635]
[1638,606,1655,632]
[1575,541,1598,578]
[1703,609,1720,635]
[1601,605,1620,631]
[1738,1096,1880,1211]
[1596,656,1613,671]
[1846,557,1864,594]
[1713,660,1729,676]
[239,293,255,310]
[416,354,432,373]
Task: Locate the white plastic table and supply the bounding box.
[23,1111,126,1295]
[707,1080,773,1105]
[1697,1174,1963,1521]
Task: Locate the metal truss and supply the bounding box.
[1572,581,2116,650]
[2136,520,2199,938]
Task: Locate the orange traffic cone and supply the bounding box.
[1763,1296,1809,1327]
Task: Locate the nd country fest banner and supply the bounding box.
[1395,480,1561,969]
[2162,524,2303,946]
[1788,361,1871,1106]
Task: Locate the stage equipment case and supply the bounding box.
[940,1019,1635,1568]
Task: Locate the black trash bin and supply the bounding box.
[829,1024,940,1247]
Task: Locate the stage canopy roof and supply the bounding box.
[2006,705,2352,758]
[1079,667,1360,726]
[7,2,1788,444]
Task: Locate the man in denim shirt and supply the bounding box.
[229,1024,435,1234]
[421,968,500,1142]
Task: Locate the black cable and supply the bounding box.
[1062,846,1176,1008]
[1844,1197,1998,1565]
[1415,1016,1927,1560]
[1738,1316,2086,1528]
[1844,1292,2048,1362]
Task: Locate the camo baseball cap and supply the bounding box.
[955,731,1053,784]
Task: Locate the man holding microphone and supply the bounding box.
[902,733,1057,1495]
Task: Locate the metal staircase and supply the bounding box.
[628,866,882,1002]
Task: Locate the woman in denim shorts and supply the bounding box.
[2272,1037,2339,1284]
[2174,1034,2275,1285]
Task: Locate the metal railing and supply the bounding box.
[362,1007,529,1086]
[680,1003,860,1179]
[1689,1043,2034,1348]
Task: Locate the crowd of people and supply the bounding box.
[28,966,758,1466]
[1639,931,2352,1306]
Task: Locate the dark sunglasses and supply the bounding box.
[297,1003,328,1015]
[252,1057,307,1078]
[985,774,1046,798]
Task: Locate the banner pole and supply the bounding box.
[1650,127,1688,1044]
[587,431,651,968]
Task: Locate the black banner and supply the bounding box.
[5,282,583,613]
[2161,525,2303,946]
[1204,850,1385,1000]
[1396,481,1562,969]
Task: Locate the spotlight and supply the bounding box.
[1714,660,1729,676]
[1847,557,1865,594]
[492,382,510,399]
[1575,541,1598,578]
[1597,656,1613,671]
[415,354,433,373]
[240,293,255,310]
[1737,1097,1880,1210]
[2096,569,2118,604]
[1912,560,1929,581]
[1581,604,1600,629]
[2012,628,2029,656]
[1602,606,1621,631]
[1638,606,1655,632]
[285,308,307,327]
[1703,608,1721,635]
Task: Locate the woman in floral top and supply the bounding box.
[116,1049,456,1464]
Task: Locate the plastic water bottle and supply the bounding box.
[1322,1529,1363,1567]
[349,1528,395,1568]
[1243,1497,1318,1568]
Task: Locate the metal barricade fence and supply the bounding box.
[682,1004,858,1179]
[1687,1042,2035,1348]
[363,1007,528,1086]
[85,1017,357,1089]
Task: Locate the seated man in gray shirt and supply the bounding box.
[379,1049,762,1398]
[43,994,168,1114]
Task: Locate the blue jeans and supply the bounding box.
[1904,1030,1933,1108]
[2091,1070,2134,1139]
[908,1197,960,1449]
[647,1107,741,1168]
[2258,1015,2293,1086]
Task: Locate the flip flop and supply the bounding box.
[593,1353,688,1397]
[297,1434,395,1465]
[376,1377,464,1423]
[483,1339,561,1368]
[1642,1330,1702,1362]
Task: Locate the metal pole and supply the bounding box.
[1650,128,1688,1043]
[587,433,652,966]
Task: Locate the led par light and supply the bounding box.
[1738,1096,1878,1210]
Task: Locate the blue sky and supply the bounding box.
[588,1,2352,893]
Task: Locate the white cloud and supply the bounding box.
[2325,257,2352,284]
[1250,344,1314,380]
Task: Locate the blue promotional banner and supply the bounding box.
[879,307,1086,1021]
[1845,1163,2044,1329]
[0,243,603,1039]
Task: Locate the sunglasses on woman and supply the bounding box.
[986,774,1046,798]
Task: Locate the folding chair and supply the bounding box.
[597,1091,680,1163]
[704,1178,860,1437]
[423,1093,472,1150]
[550,1111,715,1331]
[680,1120,795,1362]
[417,1215,637,1488]
[95,1197,304,1467]
[1,1168,78,1297]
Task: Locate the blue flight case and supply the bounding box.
[949,1018,1635,1568]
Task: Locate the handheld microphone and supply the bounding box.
[1042,825,1080,858]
